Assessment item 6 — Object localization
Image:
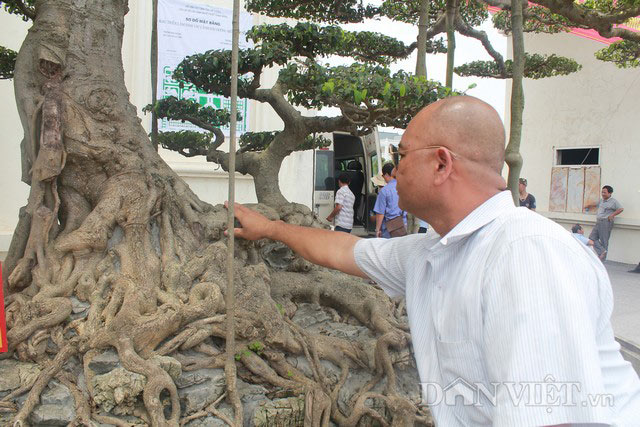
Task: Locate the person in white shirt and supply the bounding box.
[326,173,355,233]
[227,96,640,426]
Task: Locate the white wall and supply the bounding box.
[0,0,314,258]
[0,13,30,258]
[508,32,640,263]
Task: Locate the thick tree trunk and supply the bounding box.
[506,0,526,203]
[2,2,425,426]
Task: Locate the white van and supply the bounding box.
[312,130,382,236]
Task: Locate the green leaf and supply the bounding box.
[399,84,406,97]
[383,81,391,96]
[353,88,364,104]
[322,80,335,94]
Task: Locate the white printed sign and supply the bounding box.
[157,0,253,135]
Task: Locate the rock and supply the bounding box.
[336,368,378,416]
[30,403,75,426]
[92,367,146,415]
[88,349,121,375]
[92,412,147,426]
[30,381,76,426]
[252,396,305,426]
[237,379,268,424]
[40,381,73,406]
[70,296,90,314]
[184,415,228,427]
[177,369,225,415]
[0,359,41,396]
[291,303,332,329]
[285,355,340,386]
[175,368,225,389]
[261,242,297,270]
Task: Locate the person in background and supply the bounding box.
[374,163,406,238]
[326,173,355,233]
[585,185,624,260]
[572,223,606,260]
[371,172,386,193]
[518,177,536,210]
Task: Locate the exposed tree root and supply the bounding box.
[3,1,431,424]
[4,199,430,426]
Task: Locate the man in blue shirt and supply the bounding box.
[572,223,606,260]
[374,163,406,238]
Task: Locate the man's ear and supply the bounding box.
[433,148,454,185]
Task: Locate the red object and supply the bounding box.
[0,263,7,353]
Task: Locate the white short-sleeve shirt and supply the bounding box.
[354,191,640,426]
[334,185,355,229]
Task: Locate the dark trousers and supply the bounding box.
[589,218,613,257]
[335,226,351,233]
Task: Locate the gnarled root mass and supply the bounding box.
[3,195,431,426]
[3,1,431,425]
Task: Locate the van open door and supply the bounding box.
[361,130,382,233]
[313,148,335,224]
[313,129,382,234]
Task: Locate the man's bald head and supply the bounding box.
[411,96,505,173]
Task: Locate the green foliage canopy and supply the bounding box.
[455,53,582,79]
[245,0,378,23]
[0,46,17,79]
[492,6,573,35]
[144,96,236,129]
[595,40,640,67]
[1,0,34,21]
[247,22,412,64]
[280,61,449,128]
[379,0,489,28]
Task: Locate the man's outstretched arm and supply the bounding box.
[226,202,368,279]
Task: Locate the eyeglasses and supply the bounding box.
[396,145,461,163]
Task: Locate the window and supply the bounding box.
[369,153,378,179]
[550,146,601,213]
[556,147,599,166]
[314,150,334,191]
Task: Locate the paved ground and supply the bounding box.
[607,261,640,347]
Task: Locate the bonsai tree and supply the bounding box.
[147,0,451,207]
[0,0,443,425]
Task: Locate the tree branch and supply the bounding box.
[12,0,35,20]
[481,0,528,11]
[427,13,448,38]
[254,81,302,127]
[455,13,506,76]
[533,0,640,39]
[302,114,355,133]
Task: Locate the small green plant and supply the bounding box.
[235,349,252,361]
[275,303,285,315]
[287,370,293,378]
[248,341,265,355]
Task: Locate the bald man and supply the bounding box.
[228,96,640,425]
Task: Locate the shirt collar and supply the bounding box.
[437,190,516,246]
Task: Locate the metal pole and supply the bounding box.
[150,0,158,150]
[225,0,242,424]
